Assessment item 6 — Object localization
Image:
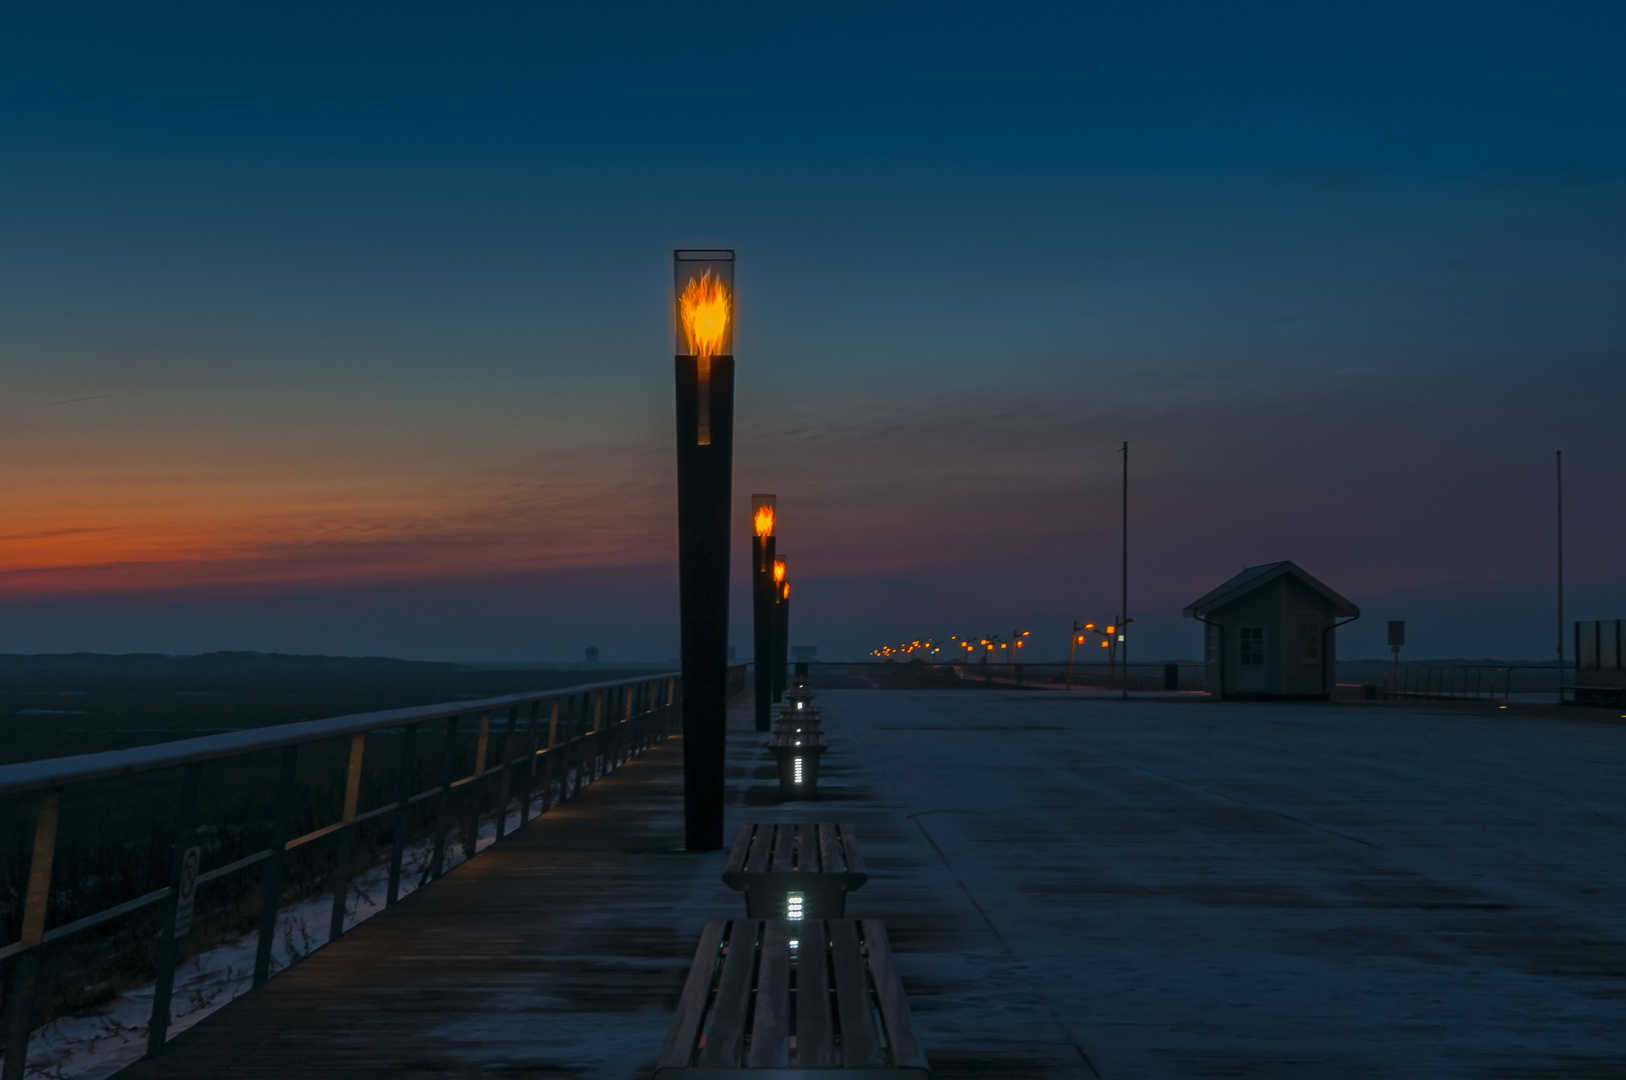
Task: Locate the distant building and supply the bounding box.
[1183,561,1359,700]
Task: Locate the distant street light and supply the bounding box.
[1010,629,1029,679]
[673,249,735,852]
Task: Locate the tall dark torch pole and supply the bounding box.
[751,495,777,732]
[673,249,735,851]
[772,558,789,702]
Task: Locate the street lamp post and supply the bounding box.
[1067,621,1097,688]
[1010,629,1029,680]
[673,249,735,852]
[751,495,776,732]
[772,558,790,702]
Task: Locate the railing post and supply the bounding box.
[590,690,605,781]
[326,733,367,943]
[253,744,299,985]
[495,706,518,840]
[519,701,541,826]
[148,761,203,1057]
[429,715,459,882]
[465,711,491,862]
[3,791,61,1080]
[386,724,418,908]
[569,695,585,798]
[541,699,560,812]
[621,686,634,764]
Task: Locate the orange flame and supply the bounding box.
[773,559,786,583]
[678,270,731,359]
[753,504,775,538]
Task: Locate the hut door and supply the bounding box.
[1235,627,1267,692]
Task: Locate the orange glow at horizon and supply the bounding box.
[678,271,731,360]
[753,504,775,538]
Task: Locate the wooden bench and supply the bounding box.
[722,822,867,919]
[655,918,929,1078]
[766,729,826,795]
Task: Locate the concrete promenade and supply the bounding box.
[119,691,1626,1079]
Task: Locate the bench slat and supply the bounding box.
[724,821,755,877]
[795,921,833,1067]
[746,920,792,1068]
[698,921,758,1067]
[861,919,926,1069]
[829,919,884,1067]
[771,823,794,874]
[746,823,775,874]
[656,919,727,1069]
[839,823,865,877]
[817,823,838,874]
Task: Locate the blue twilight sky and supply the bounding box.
[1,2,1624,663]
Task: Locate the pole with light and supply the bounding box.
[772,557,790,702]
[1067,621,1098,688]
[750,495,777,732]
[1010,629,1029,679]
[673,249,735,852]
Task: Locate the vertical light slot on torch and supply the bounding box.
[793,757,804,784]
[786,892,804,921]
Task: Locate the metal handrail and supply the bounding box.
[0,665,748,1078]
[0,674,671,797]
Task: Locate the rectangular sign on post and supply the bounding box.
[174,845,201,937]
[1387,621,1406,648]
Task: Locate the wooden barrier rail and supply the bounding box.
[0,665,748,1078]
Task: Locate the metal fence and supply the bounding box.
[1380,665,1513,702]
[0,665,746,1078]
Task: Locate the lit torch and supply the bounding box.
[750,493,777,731]
[671,249,736,851]
[772,555,790,702]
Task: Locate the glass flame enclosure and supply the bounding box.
[674,250,735,359]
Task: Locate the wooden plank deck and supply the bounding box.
[118,724,742,1080]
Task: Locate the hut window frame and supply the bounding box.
[1239,627,1265,666]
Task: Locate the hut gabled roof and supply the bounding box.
[1182,560,1359,619]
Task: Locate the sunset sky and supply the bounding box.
[3,3,1624,662]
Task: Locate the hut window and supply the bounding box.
[1239,627,1265,665]
[1297,616,1321,663]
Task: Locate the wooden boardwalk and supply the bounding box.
[118,723,742,1080]
[115,689,1626,1079]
